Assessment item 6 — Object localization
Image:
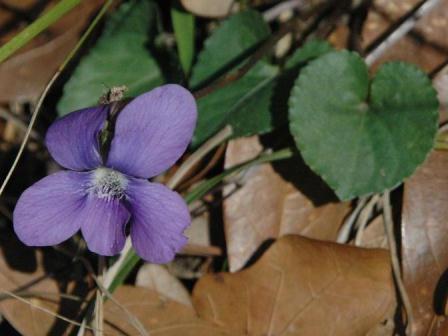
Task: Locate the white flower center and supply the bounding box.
[90,167,128,200]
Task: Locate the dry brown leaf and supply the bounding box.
[0,238,60,336]
[402,150,448,336]
[193,235,394,336]
[363,0,448,72]
[103,286,229,336]
[0,0,102,102]
[135,264,193,307]
[180,0,234,18]
[356,215,389,249]
[224,136,350,271]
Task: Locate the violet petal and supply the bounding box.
[127,178,190,263]
[13,171,88,246]
[46,106,108,170]
[106,84,197,178]
[80,196,130,256]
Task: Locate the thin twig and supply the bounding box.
[193,20,297,99]
[167,125,233,189]
[0,290,99,333]
[337,196,368,243]
[94,256,106,336]
[354,194,380,245]
[59,249,149,336]
[365,0,442,66]
[0,106,41,141]
[0,290,84,302]
[263,0,307,22]
[179,142,226,191]
[382,191,415,336]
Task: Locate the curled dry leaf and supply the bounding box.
[180,0,234,18]
[136,263,193,307]
[102,286,229,336]
[193,235,395,336]
[0,238,60,336]
[0,0,102,102]
[402,150,448,335]
[224,136,350,271]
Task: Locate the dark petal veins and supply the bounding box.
[126,177,190,263]
[106,84,197,178]
[46,105,109,170]
[13,171,89,246]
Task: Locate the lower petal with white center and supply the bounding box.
[80,196,130,256]
[126,178,190,263]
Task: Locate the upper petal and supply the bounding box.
[80,196,130,256]
[126,178,190,263]
[46,106,108,170]
[13,171,89,246]
[106,84,197,178]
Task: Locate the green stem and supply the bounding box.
[107,147,294,292]
[0,0,82,64]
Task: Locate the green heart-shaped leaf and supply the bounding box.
[57,0,163,115]
[289,51,439,200]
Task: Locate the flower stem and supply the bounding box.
[94,256,106,336]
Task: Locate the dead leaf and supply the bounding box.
[402,150,448,336]
[223,136,350,271]
[136,263,193,307]
[363,0,448,72]
[355,215,388,249]
[180,0,234,18]
[0,236,60,336]
[193,235,394,336]
[103,286,229,336]
[0,0,102,102]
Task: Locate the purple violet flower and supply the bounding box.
[13,84,197,263]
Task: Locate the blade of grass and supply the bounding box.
[171,0,195,75]
[0,0,82,63]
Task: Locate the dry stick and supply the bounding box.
[179,142,227,191]
[336,196,368,243]
[263,0,307,22]
[354,194,381,246]
[193,19,297,100]
[94,256,106,336]
[0,290,100,333]
[56,247,149,336]
[364,0,442,66]
[167,125,233,189]
[0,290,84,302]
[382,191,415,336]
[0,107,41,141]
[79,256,149,336]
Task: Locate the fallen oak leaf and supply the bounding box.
[224,136,350,271]
[193,235,395,336]
[102,286,230,336]
[136,263,193,307]
[402,150,448,335]
[0,235,77,336]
